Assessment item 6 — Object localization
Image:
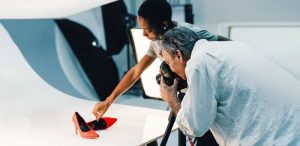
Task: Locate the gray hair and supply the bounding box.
[161,27,200,59]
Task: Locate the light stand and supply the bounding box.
[124,14,136,71]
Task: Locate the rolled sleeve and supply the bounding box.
[146,41,157,58]
[176,66,217,137]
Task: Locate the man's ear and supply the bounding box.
[175,50,185,63]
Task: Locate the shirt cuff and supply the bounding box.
[175,108,194,137]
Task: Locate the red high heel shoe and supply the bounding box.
[87,117,117,130]
[72,112,99,139]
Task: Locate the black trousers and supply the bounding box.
[146,130,218,146]
[195,130,218,146]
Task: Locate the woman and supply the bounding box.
[92,0,229,120]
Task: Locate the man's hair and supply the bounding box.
[161,27,201,59]
[138,0,172,36]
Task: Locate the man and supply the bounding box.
[159,27,300,145]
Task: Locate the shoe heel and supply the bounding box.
[75,126,78,134]
[72,112,99,139]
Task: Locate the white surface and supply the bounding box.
[142,114,177,145]
[219,23,300,80]
[0,24,175,146]
[0,0,116,19]
[130,29,162,99]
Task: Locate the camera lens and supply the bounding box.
[156,61,188,91]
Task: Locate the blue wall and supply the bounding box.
[0,19,83,98]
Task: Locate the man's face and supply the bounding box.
[161,50,187,80]
[137,16,157,41]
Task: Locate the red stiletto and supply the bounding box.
[87,117,117,130]
[72,112,99,139]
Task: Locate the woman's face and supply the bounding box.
[137,16,157,41]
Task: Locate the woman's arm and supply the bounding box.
[93,55,155,120]
[106,55,155,103]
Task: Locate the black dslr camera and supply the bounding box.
[156,61,188,91]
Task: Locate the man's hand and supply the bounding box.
[160,77,181,114]
[92,99,111,121]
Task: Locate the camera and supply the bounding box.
[156,61,188,91]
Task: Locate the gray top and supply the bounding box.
[146,21,218,60]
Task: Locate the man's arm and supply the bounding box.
[175,67,217,137]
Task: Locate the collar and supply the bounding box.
[193,39,208,49]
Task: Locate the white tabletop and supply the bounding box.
[0,0,116,19]
[0,24,177,146]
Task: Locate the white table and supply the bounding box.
[0,0,116,19]
[0,24,177,146]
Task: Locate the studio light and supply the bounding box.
[129,28,162,99]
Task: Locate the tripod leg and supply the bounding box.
[160,112,176,146]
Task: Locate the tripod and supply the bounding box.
[160,92,187,146]
[160,92,218,146]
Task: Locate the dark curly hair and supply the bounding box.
[138,0,172,36]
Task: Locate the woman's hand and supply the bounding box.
[92,99,112,121]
